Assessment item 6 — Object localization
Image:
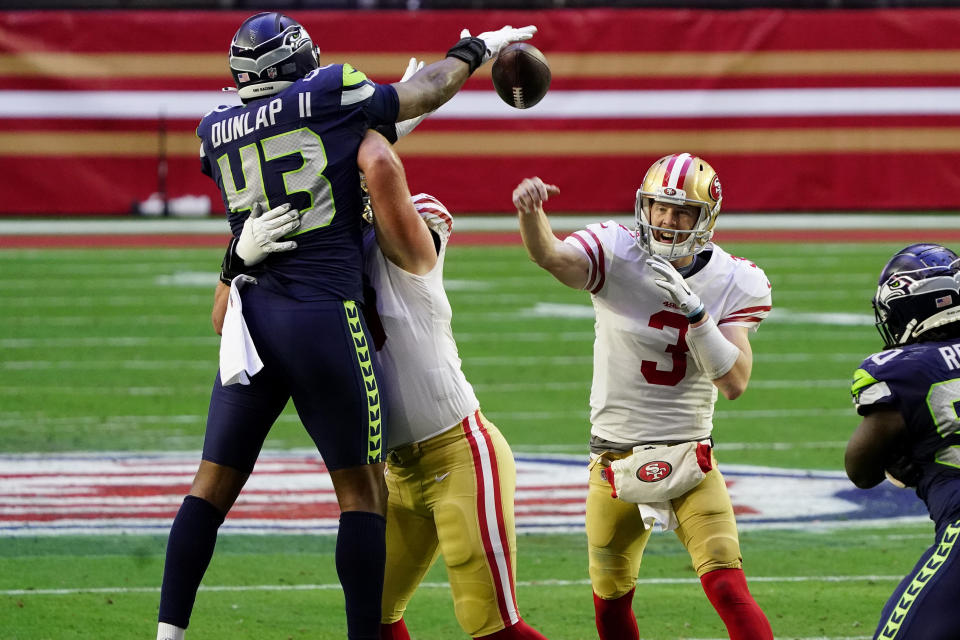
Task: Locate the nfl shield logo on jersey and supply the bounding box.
[267,67,278,79]
[637,461,672,482]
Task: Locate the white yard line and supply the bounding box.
[0,574,902,597]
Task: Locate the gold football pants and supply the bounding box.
[382,410,520,636]
[587,450,743,600]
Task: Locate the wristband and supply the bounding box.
[445,37,486,74]
[219,237,245,285]
[685,303,706,325]
[685,317,740,380]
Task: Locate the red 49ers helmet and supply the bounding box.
[635,153,722,259]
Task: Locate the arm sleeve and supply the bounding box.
[718,262,773,331]
[340,63,400,126]
[851,362,897,416]
[562,222,616,294]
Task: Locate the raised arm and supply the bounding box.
[358,130,437,275]
[513,176,590,290]
[392,25,536,122]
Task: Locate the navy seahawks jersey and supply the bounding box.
[197,64,399,301]
[852,341,960,528]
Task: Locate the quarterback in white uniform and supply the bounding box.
[514,153,774,640]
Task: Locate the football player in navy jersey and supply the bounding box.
[157,13,536,640]
[847,243,960,640]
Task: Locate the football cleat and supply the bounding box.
[229,12,319,102]
[635,153,722,259]
[874,243,960,348]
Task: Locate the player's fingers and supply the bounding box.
[513,190,534,213]
[268,240,297,253]
[260,213,296,233]
[249,201,264,218]
[545,184,561,196]
[272,219,301,239]
[261,203,292,221]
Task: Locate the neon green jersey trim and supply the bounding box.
[851,368,879,396]
[343,301,382,464]
[342,63,368,87]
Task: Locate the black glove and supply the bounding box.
[219,237,245,285]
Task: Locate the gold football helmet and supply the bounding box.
[635,153,722,259]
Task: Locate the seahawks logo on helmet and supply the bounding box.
[873,243,960,348]
[228,12,319,103]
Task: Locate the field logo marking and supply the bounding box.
[0,452,927,536]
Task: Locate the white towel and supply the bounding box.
[637,502,678,531]
[219,275,263,386]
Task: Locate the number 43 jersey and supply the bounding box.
[564,222,772,445]
[853,343,960,525]
[197,64,399,302]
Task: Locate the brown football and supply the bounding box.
[491,42,551,109]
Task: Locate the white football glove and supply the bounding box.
[235,202,300,266]
[646,255,704,318]
[400,56,423,82]
[394,57,432,139]
[459,25,537,66]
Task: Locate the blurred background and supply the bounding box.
[3,1,960,218]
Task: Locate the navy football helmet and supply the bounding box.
[873,243,960,348]
[229,12,319,102]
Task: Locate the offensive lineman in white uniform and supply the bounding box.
[356,133,549,640]
[513,154,774,640]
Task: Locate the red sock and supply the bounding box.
[477,618,549,639]
[593,588,639,640]
[700,568,773,640]
[380,619,411,640]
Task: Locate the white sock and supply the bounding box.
[157,622,185,640]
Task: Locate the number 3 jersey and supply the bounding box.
[852,343,960,526]
[564,222,772,445]
[196,64,399,302]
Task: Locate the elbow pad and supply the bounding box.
[686,317,741,380]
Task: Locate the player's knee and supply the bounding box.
[452,595,497,636]
[589,563,635,600]
[330,463,387,513]
[694,534,742,574]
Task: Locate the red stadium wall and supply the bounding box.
[2,9,960,216]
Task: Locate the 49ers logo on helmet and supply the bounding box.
[636,461,672,482]
[709,175,722,202]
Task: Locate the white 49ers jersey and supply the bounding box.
[363,216,479,451]
[564,222,772,445]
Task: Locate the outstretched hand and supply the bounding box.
[512,176,560,215]
[460,25,537,66]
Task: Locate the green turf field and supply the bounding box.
[0,241,935,639]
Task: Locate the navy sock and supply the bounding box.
[158,495,225,628]
[336,510,387,640]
